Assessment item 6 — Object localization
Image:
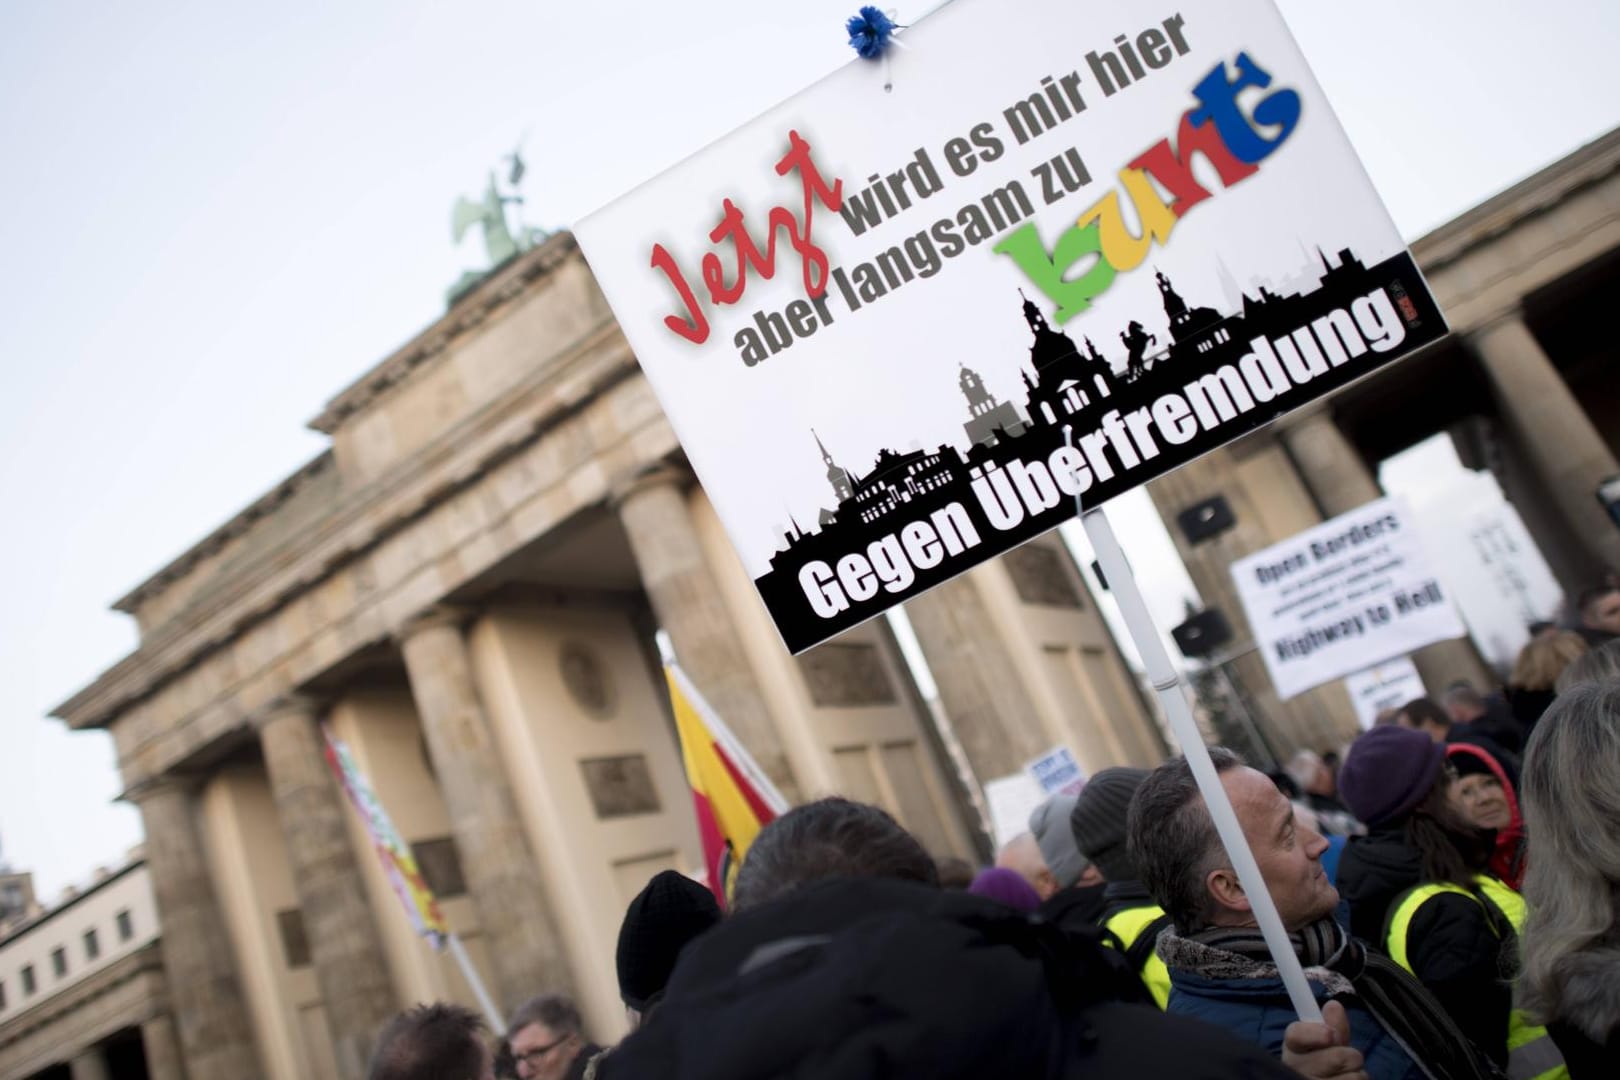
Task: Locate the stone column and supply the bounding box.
[69,1047,110,1080]
[614,465,801,798]
[257,696,397,1080]
[1278,411,1382,514]
[1470,311,1620,578]
[140,1013,187,1080]
[1147,445,1360,754]
[131,780,262,1080]
[901,574,1054,781]
[397,608,572,1012]
[1279,411,1494,693]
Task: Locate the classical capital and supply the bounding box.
[1274,402,1334,436]
[393,603,473,644]
[252,692,326,732]
[120,771,202,806]
[608,462,693,509]
[1463,303,1526,340]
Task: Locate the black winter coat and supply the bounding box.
[1038,881,1108,929]
[1549,1022,1620,1080]
[1336,826,1513,1069]
[599,878,1297,1080]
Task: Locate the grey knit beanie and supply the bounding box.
[1068,767,1150,882]
[1028,794,1089,889]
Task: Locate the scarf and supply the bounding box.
[1158,916,1504,1080]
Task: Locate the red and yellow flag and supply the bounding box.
[666,663,790,907]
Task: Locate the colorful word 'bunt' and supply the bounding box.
[651,131,845,346]
[995,53,1301,321]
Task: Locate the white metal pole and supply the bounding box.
[1065,428,1322,1023]
[447,932,506,1033]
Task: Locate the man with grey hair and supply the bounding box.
[1127,749,1499,1080]
[507,994,601,1080]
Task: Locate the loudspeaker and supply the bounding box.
[1177,495,1235,544]
[1172,608,1233,659]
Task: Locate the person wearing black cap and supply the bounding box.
[1070,766,1172,1008]
[537,870,721,1080]
[615,869,723,1028]
[1336,725,1562,1077]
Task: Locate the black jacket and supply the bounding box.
[1336,826,1512,1068]
[600,878,1297,1079]
[1038,881,1108,929]
[1505,686,1557,738]
[1475,693,1526,757]
[1549,1021,1620,1080]
[565,1044,605,1080]
[1542,942,1620,1080]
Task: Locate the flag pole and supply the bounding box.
[447,932,505,1033]
[1065,427,1323,1024]
[321,727,507,1030]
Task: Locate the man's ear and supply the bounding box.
[1206,866,1250,914]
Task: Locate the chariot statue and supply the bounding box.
[447,148,549,305]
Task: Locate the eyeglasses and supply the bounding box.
[513,1034,572,1070]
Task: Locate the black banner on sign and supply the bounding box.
[756,248,1445,653]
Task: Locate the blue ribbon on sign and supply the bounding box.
[846,6,898,58]
[846,6,908,91]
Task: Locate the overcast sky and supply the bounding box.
[2,0,1618,898]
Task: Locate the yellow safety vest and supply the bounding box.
[1385,874,1567,1080]
[1103,904,1172,1009]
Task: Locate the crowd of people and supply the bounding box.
[365,589,1620,1079]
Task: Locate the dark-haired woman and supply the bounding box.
[1336,725,1566,1078]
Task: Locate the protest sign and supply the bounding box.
[1343,658,1427,730]
[983,748,1084,849]
[576,0,1447,656]
[1026,745,1086,797]
[984,773,1047,849]
[1232,498,1466,700]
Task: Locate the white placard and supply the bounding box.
[576,0,1447,653]
[1342,658,1427,730]
[983,773,1047,850]
[1233,497,1466,700]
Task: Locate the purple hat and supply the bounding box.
[1338,726,1448,827]
[968,867,1042,913]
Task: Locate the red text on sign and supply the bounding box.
[651,130,844,345]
